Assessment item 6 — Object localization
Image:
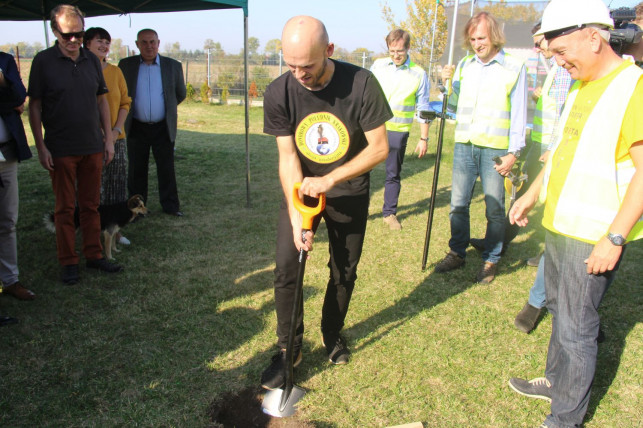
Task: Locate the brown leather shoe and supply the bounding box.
[434,251,465,273]
[476,261,497,284]
[2,282,36,300]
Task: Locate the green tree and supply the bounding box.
[247,37,260,56]
[203,39,216,51]
[109,38,123,62]
[381,0,448,69]
[479,1,540,23]
[250,66,272,96]
[264,38,282,55]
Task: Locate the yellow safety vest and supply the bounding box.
[532,64,558,145]
[371,57,425,133]
[541,64,643,243]
[453,53,524,149]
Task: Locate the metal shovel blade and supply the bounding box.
[261,385,306,417]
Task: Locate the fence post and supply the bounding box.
[207,48,211,90]
[279,50,283,76]
[362,52,366,68]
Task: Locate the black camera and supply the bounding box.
[609,7,642,55]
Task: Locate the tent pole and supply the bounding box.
[244,12,251,208]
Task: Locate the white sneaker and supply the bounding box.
[118,236,131,245]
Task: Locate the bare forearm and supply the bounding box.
[114,108,128,131]
[324,125,388,186]
[28,100,44,149]
[98,96,111,135]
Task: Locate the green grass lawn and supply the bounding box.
[1,102,640,427]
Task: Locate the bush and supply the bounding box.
[220,85,229,105]
[186,82,195,101]
[200,82,211,104]
[248,81,258,105]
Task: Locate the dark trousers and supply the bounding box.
[273,193,369,350]
[50,153,103,265]
[127,119,180,213]
[382,130,409,217]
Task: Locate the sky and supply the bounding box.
[0,0,639,54]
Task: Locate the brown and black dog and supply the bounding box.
[44,195,148,260]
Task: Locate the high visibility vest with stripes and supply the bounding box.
[532,64,559,145]
[541,64,643,243]
[453,54,524,149]
[371,57,425,133]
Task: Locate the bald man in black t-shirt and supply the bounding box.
[260,15,392,391]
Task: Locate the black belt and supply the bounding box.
[133,118,165,126]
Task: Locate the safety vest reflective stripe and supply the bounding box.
[532,64,559,145]
[541,64,643,243]
[453,53,524,149]
[371,57,425,133]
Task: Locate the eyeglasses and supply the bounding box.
[58,30,85,41]
[389,49,407,56]
[534,38,545,48]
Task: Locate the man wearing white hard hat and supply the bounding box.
[507,0,643,426]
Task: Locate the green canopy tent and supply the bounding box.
[0,0,253,206]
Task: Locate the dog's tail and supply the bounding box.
[43,212,56,233]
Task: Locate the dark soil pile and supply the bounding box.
[208,386,316,427]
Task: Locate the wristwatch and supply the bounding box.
[420,137,428,142]
[606,232,626,246]
[508,149,521,158]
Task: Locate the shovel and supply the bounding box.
[262,182,326,418]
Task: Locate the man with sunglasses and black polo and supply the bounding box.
[28,4,123,285]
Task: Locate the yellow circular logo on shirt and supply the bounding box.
[295,112,350,164]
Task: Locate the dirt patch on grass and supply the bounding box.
[208,386,316,427]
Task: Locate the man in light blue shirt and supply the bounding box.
[371,29,432,230]
[435,12,527,284]
[119,29,186,217]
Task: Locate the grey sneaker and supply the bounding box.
[514,302,542,333]
[434,251,465,273]
[476,261,497,284]
[508,377,552,402]
[383,214,402,230]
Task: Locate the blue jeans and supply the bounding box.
[382,130,409,217]
[448,143,506,263]
[528,254,546,309]
[543,232,623,427]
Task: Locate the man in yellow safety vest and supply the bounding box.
[371,29,431,230]
[507,0,643,426]
[434,11,527,284]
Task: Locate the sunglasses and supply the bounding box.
[58,30,85,41]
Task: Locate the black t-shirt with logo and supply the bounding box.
[263,59,392,197]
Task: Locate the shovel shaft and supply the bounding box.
[279,232,307,412]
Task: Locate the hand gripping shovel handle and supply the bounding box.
[292,183,326,230]
[276,183,325,414]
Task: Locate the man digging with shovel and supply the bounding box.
[261,15,391,394]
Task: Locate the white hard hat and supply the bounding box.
[537,0,614,39]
